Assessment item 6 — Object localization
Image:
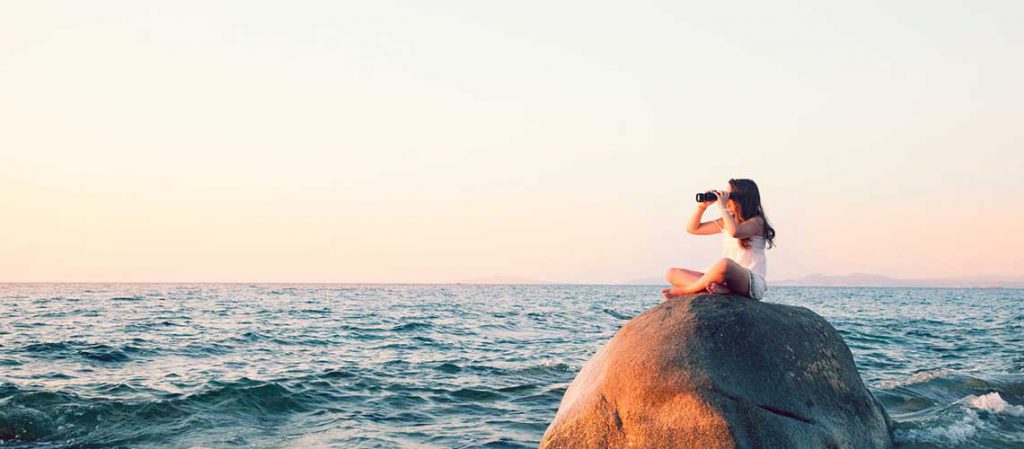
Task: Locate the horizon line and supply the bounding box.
[0,281,1021,290]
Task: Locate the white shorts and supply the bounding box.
[748,270,767,300]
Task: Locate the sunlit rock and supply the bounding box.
[540,294,893,449]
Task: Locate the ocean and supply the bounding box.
[0,284,1021,448]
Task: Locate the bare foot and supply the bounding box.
[661,287,688,300]
[706,282,732,294]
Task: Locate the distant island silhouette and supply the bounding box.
[626,273,1024,288]
[458,273,1024,288]
[771,273,1024,288]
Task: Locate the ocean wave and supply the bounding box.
[19,341,149,363]
[539,360,579,372]
[436,362,462,374]
[895,408,984,445]
[0,403,55,442]
[124,319,185,330]
[601,308,633,320]
[3,284,1023,447]
[877,369,951,389]
[478,322,521,332]
[892,391,1024,446]
[0,377,322,444]
[390,322,432,332]
[186,378,313,414]
[473,436,534,448]
[450,387,506,401]
[965,392,1024,416]
[231,331,271,342]
[470,361,578,378]
[180,341,234,356]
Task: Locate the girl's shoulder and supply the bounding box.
[744,215,766,238]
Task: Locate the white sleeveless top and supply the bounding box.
[715,219,768,279]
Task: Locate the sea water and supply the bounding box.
[0,284,1021,448]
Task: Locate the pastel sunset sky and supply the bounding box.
[3,1,1022,283]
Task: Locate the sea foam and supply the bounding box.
[965,392,1024,416]
[876,369,949,389]
[894,408,981,445]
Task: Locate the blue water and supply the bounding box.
[0,284,1021,448]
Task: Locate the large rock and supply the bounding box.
[541,294,893,449]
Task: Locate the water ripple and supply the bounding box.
[0,284,1020,448]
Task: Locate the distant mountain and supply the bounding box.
[458,275,554,285]
[459,273,1024,288]
[623,272,1024,288]
[773,273,1024,288]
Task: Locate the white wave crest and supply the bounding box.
[876,369,949,389]
[540,360,580,371]
[896,391,1024,445]
[965,392,1024,416]
[895,408,982,445]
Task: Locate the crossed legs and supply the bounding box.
[662,258,751,299]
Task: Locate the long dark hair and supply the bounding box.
[728,178,776,249]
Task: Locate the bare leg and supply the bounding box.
[662,267,706,299]
[665,267,704,287]
[663,258,750,299]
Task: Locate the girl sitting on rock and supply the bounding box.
[662,178,776,300]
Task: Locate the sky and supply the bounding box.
[2,1,1022,283]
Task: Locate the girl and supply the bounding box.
[662,178,776,300]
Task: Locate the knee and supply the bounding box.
[665,267,678,281]
[712,258,731,273]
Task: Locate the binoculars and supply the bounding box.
[696,191,740,202]
[695,191,718,202]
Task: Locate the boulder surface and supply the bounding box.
[540,294,893,449]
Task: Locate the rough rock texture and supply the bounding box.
[540,294,893,449]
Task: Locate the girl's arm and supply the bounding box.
[715,190,763,239]
[686,202,723,235]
